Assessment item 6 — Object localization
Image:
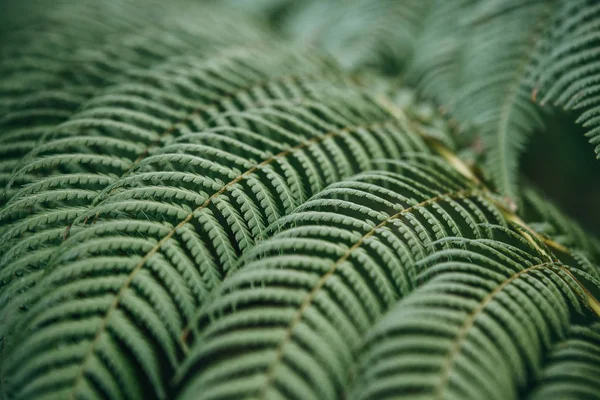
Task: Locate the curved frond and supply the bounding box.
[423,0,554,200]
[0,57,438,399]
[0,46,354,306]
[0,0,270,202]
[534,0,600,157]
[349,237,595,400]
[174,157,504,399]
[2,2,599,400]
[249,0,600,202]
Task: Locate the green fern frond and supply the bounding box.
[414,0,555,201]
[252,0,600,202]
[0,48,444,398]
[174,157,505,399]
[0,0,269,202]
[1,2,599,400]
[533,0,600,157]
[349,237,597,400]
[242,0,556,199]
[0,47,348,305]
[528,323,600,399]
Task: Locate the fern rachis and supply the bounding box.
[1,1,600,400]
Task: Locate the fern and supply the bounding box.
[174,157,512,399]
[436,0,554,201]
[528,323,600,399]
[0,0,269,202]
[533,0,600,157]
[1,1,600,400]
[175,160,599,399]
[253,0,600,201]
[0,47,344,304]
[349,236,597,400]
[0,45,446,399]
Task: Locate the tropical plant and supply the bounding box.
[244,0,600,201]
[529,323,600,399]
[0,0,599,399]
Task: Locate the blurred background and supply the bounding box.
[523,115,600,235]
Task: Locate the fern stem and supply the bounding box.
[379,94,600,319]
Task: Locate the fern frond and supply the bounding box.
[0,47,346,302]
[0,0,270,202]
[528,323,600,399]
[2,2,599,400]
[250,0,600,203]
[174,157,504,399]
[534,0,600,157]
[0,57,442,399]
[348,237,596,400]
[429,0,554,200]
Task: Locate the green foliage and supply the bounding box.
[174,158,507,399]
[223,0,429,73]
[0,6,445,394]
[534,1,600,157]
[528,323,600,399]
[1,1,600,400]
[350,237,596,400]
[251,0,600,201]
[0,43,437,315]
[0,0,269,202]
[409,0,555,201]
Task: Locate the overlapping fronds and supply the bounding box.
[528,323,600,399]
[0,0,269,202]
[2,1,600,400]
[235,0,555,199]
[349,237,598,400]
[243,0,600,201]
[0,46,344,307]
[0,47,443,398]
[174,157,507,399]
[0,0,267,114]
[379,0,558,201]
